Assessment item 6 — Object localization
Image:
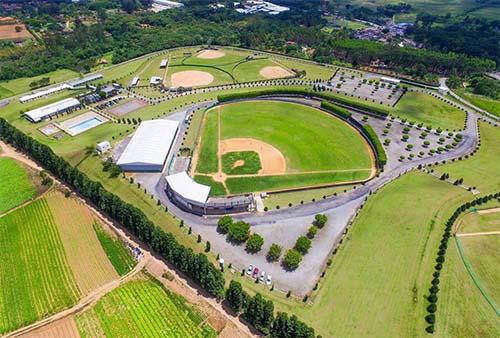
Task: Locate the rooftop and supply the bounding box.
[166,172,211,205]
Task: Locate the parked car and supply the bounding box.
[260,271,266,282]
[266,274,272,285]
[252,267,259,278]
[247,264,253,275]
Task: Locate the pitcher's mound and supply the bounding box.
[171,70,214,87]
[197,50,225,59]
[259,66,293,79]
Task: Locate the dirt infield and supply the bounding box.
[171,70,214,87]
[0,24,33,41]
[109,99,147,116]
[259,66,293,79]
[219,138,286,174]
[197,49,225,59]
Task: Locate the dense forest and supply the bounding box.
[0,0,497,81]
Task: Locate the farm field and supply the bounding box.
[194,100,373,194]
[0,197,80,334]
[393,91,466,130]
[0,157,36,213]
[75,274,217,338]
[456,89,500,117]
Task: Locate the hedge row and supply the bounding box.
[424,192,500,333]
[320,101,352,119]
[360,124,387,166]
[217,87,389,118]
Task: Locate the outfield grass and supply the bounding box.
[222,151,261,175]
[196,109,219,173]
[226,170,370,194]
[194,175,226,196]
[0,69,78,99]
[456,89,500,117]
[232,58,286,82]
[394,91,466,130]
[0,157,36,213]
[167,65,234,87]
[458,210,500,234]
[276,58,335,81]
[0,198,80,334]
[437,122,500,194]
[93,222,136,276]
[219,101,372,172]
[76,275,216,338]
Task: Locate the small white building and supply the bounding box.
[129,76,139,87]
[438,85,449,95]
[96,140,111,154]
[150,76,162,86]
[117,119,179,172]
[160,59,168,68]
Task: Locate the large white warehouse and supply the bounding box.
[24,97,81,123]
[117,119,179,172]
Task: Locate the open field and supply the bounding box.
[194,100,373,194]
[76,274,216,337]
[393,91,466,130]
[456,89,500,117]
[0,157,36,213]
[0,197,80,334]
[46,190,119,293]
[193,175,226,196]
[0,69,78,99]
[0,24,33,41]
[458,210,500,234]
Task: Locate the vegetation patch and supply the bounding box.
[222,151,261,175]
[193,175,226,196]
[0,157,36,213]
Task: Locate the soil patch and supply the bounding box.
[197,49,225,59]
[19,316,79,338]
[171,70,214,87]
[259,66,293,79]
[232,159,245,169]
[0,24,33,41]
[219,138,286,174]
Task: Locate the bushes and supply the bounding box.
[228,221,250,243]
[361,124,387,167]
[267,243,282,262]
[217,215,232,233]
[225,280,246,314]
[314,214,328,228]
[306,225,318,239]
[320,101,351,119]
[282,249,303,270]
[294,236,312,254]
[246,233,264,253]
[0,118,225,298]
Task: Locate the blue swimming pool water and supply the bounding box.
[68,117,102,134]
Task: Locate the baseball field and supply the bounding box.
[193,100,375,195]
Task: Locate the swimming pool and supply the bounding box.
[68,117,103,135]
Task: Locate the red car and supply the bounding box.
[252,267,259,278]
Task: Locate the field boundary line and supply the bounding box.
[454,237,500,316]
[456,231,500,237]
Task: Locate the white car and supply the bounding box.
[259,271,266,282]
[246,264,253,275]
[266,274,272,285]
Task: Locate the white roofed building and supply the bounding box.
[165,172,211,215]
[20,83,70,103]
[117,119,179,172]
[66,73,103,89]
[24,98,81,123]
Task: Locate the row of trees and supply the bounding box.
[424,192,500,333]
[225,281,316,338]
[0,118,225,297]
[217,216,264,253]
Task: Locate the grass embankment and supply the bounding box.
[76,275,216,337]
[0,157,36,213]
[0,198,80,334]
[93,222,137,276]
[456,89,500,117]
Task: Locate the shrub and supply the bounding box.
[307,225,318,239]
[361,124,387,166]
[314,214,328,228]
[246,233,264,253]
[217,215,233,234]
[227,221,250,243]
[282,249,303,270]
[267,243,282,261]
[294,236,312,254]
[320,101,351,119]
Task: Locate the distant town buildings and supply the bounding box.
[354,21,420,47]
[151,0,184,12]
[234,1,289,15]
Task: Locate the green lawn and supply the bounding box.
[458,210,500,234]
[196,109,219,174]
[167,65,234,87]
[232,58,286,82]
[0,157,36,213]
[76,275,216,338]
[0,198,80,334]
[456,89,500,117]
[436,122,500,194]
[219,101,372,172]
[277,58,335,81]
[93,222,136,276]
[394,91,466,130]
[193,175,226,196]
[222,151,262,175]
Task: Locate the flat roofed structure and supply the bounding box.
[150,76,162,86]
[160,59,168,68]
[381,76,400,85]
[129,76,139,87]
[67,73,103,89]
[117,119,179,172]
[20,83,70,103]
[24,97,81,123]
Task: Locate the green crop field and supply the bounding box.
[222,151,261,175]
[93,223,136,276]
[0,157,36,213]
[394,91,466,130]
[0,198,80,334]
[76,275,216,338]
